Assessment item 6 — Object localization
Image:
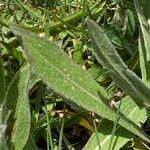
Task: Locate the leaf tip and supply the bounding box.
[86,19,94,29]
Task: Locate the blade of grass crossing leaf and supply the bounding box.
[108,101,122,150]
[83,96,147,150]
[93,119,101,150]
[11,26,150,142]
[4,63,31,150]
[86,19,150,109]
[83,119,133,150]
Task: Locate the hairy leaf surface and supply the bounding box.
[11,26,150,142]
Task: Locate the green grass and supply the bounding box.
[0,0,150,149]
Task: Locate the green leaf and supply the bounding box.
[86,19,150,109]
[83,96,147,150]
[125,9,135,37]
[4,63,31,150]
[134,0,150,83]
[11,26,150,142]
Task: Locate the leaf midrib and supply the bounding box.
[28,44,105,106]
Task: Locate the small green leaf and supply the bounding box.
[87,19,150,109]
[4,63,31,150]
[11,26,150,142]
[125,9,135,38]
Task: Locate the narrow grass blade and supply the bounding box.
[42,107,54,150]
[58,117,65,150]
[93,119,101,150]
[83,96,147,150]
[4,63,31,150]
[87,19,150,109]
[11,26,150,142]
[134,0,150,83]
[108,101,122,150]
[134,0,150,61]
[0,55,6,125]
[0,55,5,103]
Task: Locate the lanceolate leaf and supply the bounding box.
[83,96,147,150]
[11,26,149,142]
[4,63,31,150]
[86,19,150,109]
